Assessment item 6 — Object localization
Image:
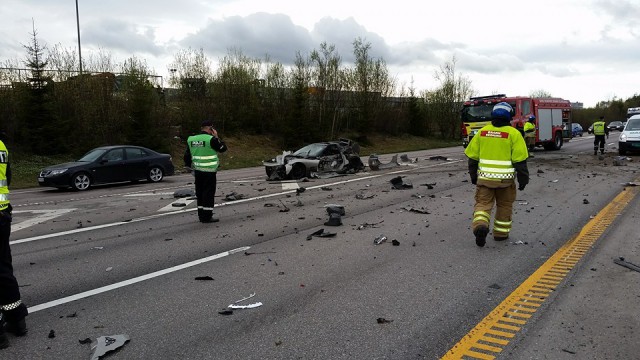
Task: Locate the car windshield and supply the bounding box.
[609,121,622,126]
[293,144,326,157]
[78,148,108,162]
[627,119,640,131]
[461,104,493,122]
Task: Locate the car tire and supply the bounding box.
[71,172,91,191]
[290,164,307,180]
[147,166,164,182]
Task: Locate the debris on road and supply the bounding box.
[224,192,245,201]
[278,200,290,212]
[194,276,214,281]
[390,176,413,189]
[355,220,384,230]
[324,213,343,226]
[355,192,375,200]
[428,155,450,161]
[325,204,345,216]
[228,302,263,309]
[173,189,195,198]
[402,206,430,214]
[306,228,337,240]
[583,199,590,204]
[233,292,256,304]
[391,239,400,246]
[377,317,393,324]
[172,202,186,207]
[79,338,92,344]
[613,156,630,166]
[420,183,436,189]
[48,330,56,338]
[368,154,400,171]
[296,187,306,196]
[90,334,131,360]
[218,309,233,315]
[374,234,387,245]
[400,154,418,163]
[614,257,640,273]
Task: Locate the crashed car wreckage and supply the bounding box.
[264,138,365,180]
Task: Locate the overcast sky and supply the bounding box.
[1,0,638,107]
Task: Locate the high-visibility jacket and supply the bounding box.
[523,122,536,138]
[592,120,606,135]
[0,140,9,211]
[464,124,528,181]
[187,134,220,172]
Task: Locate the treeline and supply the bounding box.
[1,30,638,156]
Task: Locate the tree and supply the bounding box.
[530,89,553,98]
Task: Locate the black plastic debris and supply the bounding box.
[306,229,337,240]
[172,202,187,207]
[428,155,448,161]
[278,200,290,212]
[583,199,590,204]
[48,330,55,338]
[326,205,345,216]
[402,206,430,214]
[399,154,417,163]
[377,318,393,324]
[368,154,400,171]
[391,240,400,246]
[296,187,306,196]
[79,338,92,344]
[173,189,195,198]
[390,176,413,189]
[321,187,333,191]
[355,220,384,230]
[537,169,544,173]
[195,276,214,281]
[224,192,245,201]
[488,283,502,289]
[420,183,436,189]
[324,213,343,226]
[90,334,130,360]
[218,309,233,315]
[355,193,375,200]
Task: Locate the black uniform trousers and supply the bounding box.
[194,170,217,222]
[0,209,28,322]
[594,135,606,154]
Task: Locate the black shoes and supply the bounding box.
[200,218,219,223]
[474,226,489,247]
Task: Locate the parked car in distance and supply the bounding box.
[571,123,584,137]
[607,121,624,131]
[263,139,364,180]
[38,145,175,191]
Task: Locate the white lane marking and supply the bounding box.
[157,198,197,212]
[11,209,77,233]
[123,192,175,197]
[11,159,463,245]
[27,246,250,314]
[281,182,300,191]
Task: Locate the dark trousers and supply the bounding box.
[594,135,606,153]
[194,171,217,222]
[1,209,27,322]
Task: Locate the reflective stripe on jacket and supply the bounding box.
[187,134,219,172]
[0,140,9,210]
[464,124,528,182]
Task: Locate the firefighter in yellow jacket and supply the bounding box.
[464,102,530,247]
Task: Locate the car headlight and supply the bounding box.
[619,134,627,142]
[48,169,68,176]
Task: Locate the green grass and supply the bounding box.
[10,134,460,190]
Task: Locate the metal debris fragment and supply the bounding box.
[90,334,131,360]
[390,176,413,189]
[228,302,263,309]
[614,257,640,273]
[233,293,256,304]
[402,206,430,214]
[224,192,245,201]
[306,229,337,240]
[374,234,387,245]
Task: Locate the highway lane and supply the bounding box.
[4,138,639,359]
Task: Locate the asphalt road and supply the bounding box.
[3,134,639,359]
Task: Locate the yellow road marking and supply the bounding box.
[441,184,639,359]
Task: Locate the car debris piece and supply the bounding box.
[583,199,590,204]
[173,189,195,198]
[614,257,640,273]
[613,156,629,166]
[368,154,400,171]
[428,155,449,161]
[374,234,387,245]
[278,200,290,212]
[390,176,413,189]
[306,229,337,240]
[420,183,436,189]
[324,213,343,226]
[296,187,306,195]
[218,309,233,315]
[355,220,384,230]
[79,338,92,345]
[377,317,393,324]
[90,334,131,360]
[391,240,400,246]
[399,154,418,163]
[233,292,256,304]
[224,192,245,201]
[172,202,187,207]
[325,204,346,216]
[402,206,430,214]
[48,330,56,338]
[194,276,214,281]
[228,302,263,309]
[355,192,375,200]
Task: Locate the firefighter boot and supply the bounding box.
[0,322,8,349]
[4,318,27,337]
[474,225,489,247]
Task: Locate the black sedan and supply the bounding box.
[38,145,175,191]
[607,121,624,131]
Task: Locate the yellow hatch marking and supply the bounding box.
[441,184,639,359]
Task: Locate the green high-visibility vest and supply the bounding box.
[0,140,9,211]
[464,124,528,181]
[592,121,606,135]
[187,134,220,172]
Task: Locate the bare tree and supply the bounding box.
[530,89,553,98]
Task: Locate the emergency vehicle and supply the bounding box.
[627,107,640,120]
[461,94,572,150]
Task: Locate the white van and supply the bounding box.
[618,114,640,155]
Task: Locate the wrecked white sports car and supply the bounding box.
[264,139,365,180]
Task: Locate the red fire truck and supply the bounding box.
[461,94,572,150]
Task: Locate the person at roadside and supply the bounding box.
[184,120,227,223]
[0,137,28,349]
[464,102,530,247]
[524,115,536,152]
[589,116,609,155]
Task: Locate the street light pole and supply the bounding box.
[75,0,83,75]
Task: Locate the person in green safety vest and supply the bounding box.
[589,116,609,155]
[0,136,29,349]
[184,120,228,223]
[464,102,530,247]
[523,115,536,152]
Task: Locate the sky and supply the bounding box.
[1,0,639,108]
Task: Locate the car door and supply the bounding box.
[123,147,150,180]
[92,148,126,184]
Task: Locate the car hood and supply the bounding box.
[43,161,87,171]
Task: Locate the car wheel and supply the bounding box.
[71,172,91,191]
[290,164,307,180]
[147,166,164,182]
